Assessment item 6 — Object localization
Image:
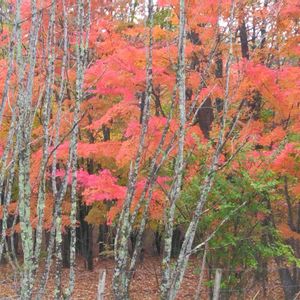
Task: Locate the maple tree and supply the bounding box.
[0,0,299,299]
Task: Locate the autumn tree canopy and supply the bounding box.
[0,0,299,299]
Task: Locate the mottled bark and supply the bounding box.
[160,3,236,299]
[34,0,56,275]
[16,0,42,297]
[52,0,68,296]
[112,1,154,299]
[0,136,19,267]
[65,0,91,298]
[0,0,22,264]
[194,244,207,300]
[161,0,186,297]
[0,0,21,127]
[0,112,17,262]
[36,2,70,297]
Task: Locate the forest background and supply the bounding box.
[0,0,299,299]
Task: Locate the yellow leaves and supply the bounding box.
[85,202,108,225]
[153,26,168,40]
[170,12,179,25]
[123,25,145,38]
[154,25,177,43]
[0,117,11,142]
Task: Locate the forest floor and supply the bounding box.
[0,256,284,299]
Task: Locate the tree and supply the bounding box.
[0,0,299,299]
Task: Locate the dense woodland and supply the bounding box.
[0,0,299,299]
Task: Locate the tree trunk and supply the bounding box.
[212,269,222,300]
[62,230,70,268]
[92,225,100,260]
[278,268,298,300]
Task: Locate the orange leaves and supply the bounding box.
[78,141,123,162]
[86,41,177,103]
[107,176,170,224]
[280,35,300,58]
[90,19,122,54]
[186,125,205,147]
[280,0,300,19]
[238,120,264,144]
[292,183,300,197]
[278,224,300,241]
[235,60,300,120]
[144,116,176,155]
[258,127,286,147]
[244,62,284,105]
[87,101,139,130]
[153,26,168,41]
[0,202,18,221]
[277,67,300,118]
[2,0,299,234]
[116,116,176,168]
[0,28,10,48]
[187,0,219,26]
[86,47,146,102]
[157,0,177,7]
[116,116,205,169]
[75,168,169,224]
[272,143,299,176]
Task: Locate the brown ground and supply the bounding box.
[0,256,285,299]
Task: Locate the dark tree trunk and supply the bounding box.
[215,52,223,78]
[87,224,93,270]
[155,228,162,255]
[239,20,249,59]
[153,86,165,117]
[129,230,138,258]
[196,97,214,139]
[102,125,110,141]
[78,204,94,270]
[138,91,146,124]
[278,268,299,300]
[171,226,183,258]
[92,225,100,259]
[62,229,70,268]
[99,224,109,253]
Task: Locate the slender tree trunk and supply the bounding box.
[65,0,90,298]
[112,1,154,298]
[194,244,207,300]
[161,0,186,297]
[17,1,42,297]
[160,3,236,299]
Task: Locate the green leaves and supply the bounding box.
[153,8,174,30]
[242,169,278,194]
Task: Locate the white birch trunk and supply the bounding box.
[97,269,106,300]
[160,0,186,297]
[213,269,222,300]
